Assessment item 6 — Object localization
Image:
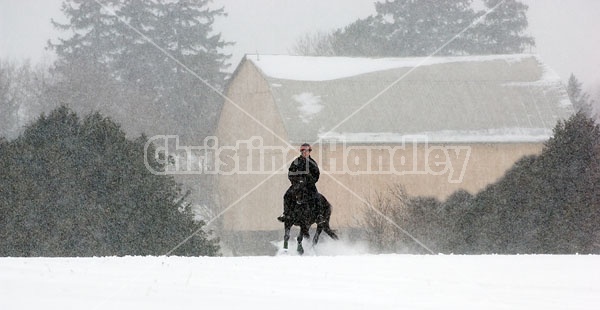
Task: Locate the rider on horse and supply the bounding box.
[278,143,324,223]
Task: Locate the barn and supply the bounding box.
[213,54,573,254]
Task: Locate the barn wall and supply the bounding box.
[214,59,293,231]
[215,59,288,145]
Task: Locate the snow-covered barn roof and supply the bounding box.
[243,54,574,143]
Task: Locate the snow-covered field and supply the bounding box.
[1,249,599,309]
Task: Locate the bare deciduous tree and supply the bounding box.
[362,184,411,253]
[289,31,336,56]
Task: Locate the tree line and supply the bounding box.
[291,0,534,57]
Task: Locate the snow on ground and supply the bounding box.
[1,249,599,309]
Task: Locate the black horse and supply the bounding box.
[281,181,338,254]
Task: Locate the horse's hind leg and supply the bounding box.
[313,224,323,246]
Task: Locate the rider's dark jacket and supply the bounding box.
[288,155,320,194]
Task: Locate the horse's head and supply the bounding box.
[290,180,309,205]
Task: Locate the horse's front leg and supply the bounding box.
[283,222,292,250]
[297,225,309,255]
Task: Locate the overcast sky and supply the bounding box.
[1,0,599,90]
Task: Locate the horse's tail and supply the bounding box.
[320,196,339,240]
[323,222,339,240]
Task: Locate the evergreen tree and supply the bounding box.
[438,189,474,253]
[48,0,231,142]
[374,0,476,56]
[329,16,384,57]
[468,113,600,254]
[535,112,600,252]
[48,0,231,215]
[567,74,593,117]
[465,155,544,253]
[470,0,535,54]
[0,107,220,256]
[296,0,534,57]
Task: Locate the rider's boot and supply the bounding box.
[277,214,289,222]
[277,204,290,222]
